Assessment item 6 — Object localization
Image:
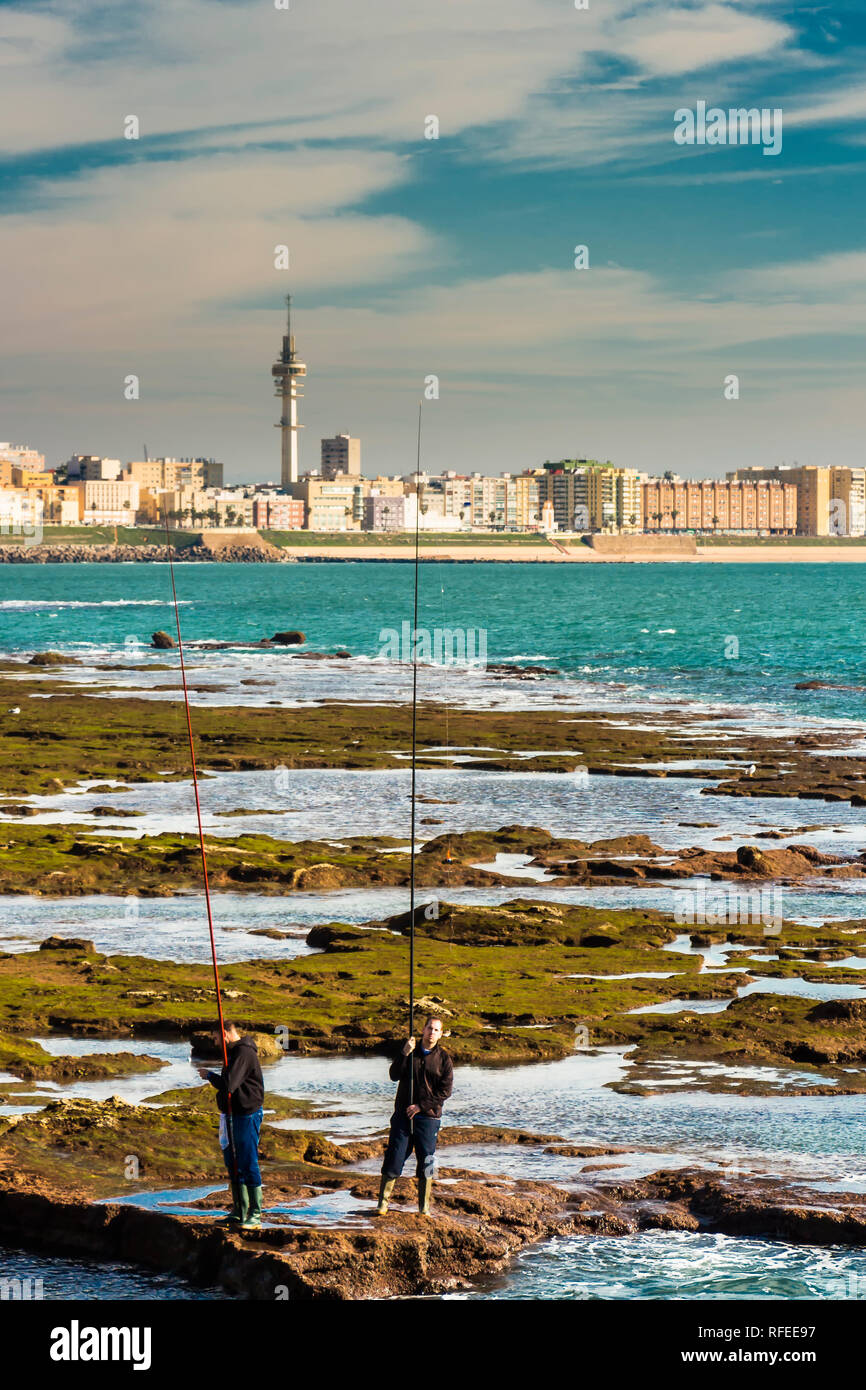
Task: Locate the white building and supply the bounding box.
[77,479,140,525]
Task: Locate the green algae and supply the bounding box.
[0,1030,167,1082]
[2,674,854,798]
[0,902,864,1078]
[0,1090,348,1193]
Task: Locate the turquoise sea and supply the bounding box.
[0,560,864,720]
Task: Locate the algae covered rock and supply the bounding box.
[27,652,69,666]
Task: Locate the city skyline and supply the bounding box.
[3,0,866,479]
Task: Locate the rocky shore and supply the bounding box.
[0,542,292,564]
[2,1091,865,1298]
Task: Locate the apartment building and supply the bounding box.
[320,434,361,481]
[252,492,305,530]
[75,479,140,525]
[291,476,366,531]
[643,478,796,533]
[727,466,830,536]
[539,460,643,532]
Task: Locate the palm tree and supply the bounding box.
[670,508,679,533]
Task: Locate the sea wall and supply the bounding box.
[583,534,697,557]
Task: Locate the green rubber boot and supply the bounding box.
[418,1175,432,1217]
[376,1176,396,1215]
[241,1185,263,1231]
[224,1180,246,1225]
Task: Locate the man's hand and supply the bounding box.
[406,1104,421,1119]
[402,1036,416,1055]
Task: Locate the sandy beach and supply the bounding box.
[273,541,866,563]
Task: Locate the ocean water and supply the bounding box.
[1,561,865,722]
[10,766,866,849]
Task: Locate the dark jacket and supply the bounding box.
[207,1036,264,1116]
[389,1043,453,1120]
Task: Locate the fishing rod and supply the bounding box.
[408,402,422,1118]
[161,506,238,1182]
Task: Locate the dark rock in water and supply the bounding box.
[89,805,142,818]
[28,652,68,666]
[736,844,767,872]
[795,679,866,692]
[335,650,351,659]
[151,630,176,649]
[0,803,38,817]
[271,630,305,645]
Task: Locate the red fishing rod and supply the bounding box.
[161,507,238,1185]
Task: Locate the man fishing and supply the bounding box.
[376,1015,453,1218]
[207,1021,265,1231]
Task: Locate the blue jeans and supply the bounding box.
[221,1107,263,1186]
[381,1113,441,1180]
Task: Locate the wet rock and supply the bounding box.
[28,652,68,666]
[38,936,95,953]
[151,631,176,650]
[271,631,305,645]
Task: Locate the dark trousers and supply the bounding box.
[381,1112,441,1179]
[222,1107,263,1187]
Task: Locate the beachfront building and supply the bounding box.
[290,475,365,531]
[727,466,830,536]
[144,487,253,528]
[124,458,224,491]
[538,460,643,533]
[643,478,796,534]
[417,472,543,531]
[74,478,140,526]
[365,493,408,531]
[252,491,305,530]
[829,467,866,535]
[321,434,361,481]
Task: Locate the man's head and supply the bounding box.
[421,1016,443,1048]
[213,1020,241,1048]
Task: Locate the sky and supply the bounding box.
[1,0,865,481]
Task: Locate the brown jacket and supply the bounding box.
[389,1043,454,1119]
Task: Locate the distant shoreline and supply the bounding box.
[4,535,866,563]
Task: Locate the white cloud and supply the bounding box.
[611,3,792,78]
[1,150,435,354]
[0,0,799,161]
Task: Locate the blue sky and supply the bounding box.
[2,0,865,479]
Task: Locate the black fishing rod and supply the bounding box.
[408,401,422,1118]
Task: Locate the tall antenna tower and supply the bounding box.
[271,294,307,489]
